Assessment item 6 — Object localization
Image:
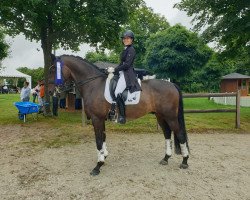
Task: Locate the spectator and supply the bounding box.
[32,81,40,103]
[59,91,66,109]
[38,80,45,112]
[2,85,8,94]
[20,81,31,102]
[75,87,82,110]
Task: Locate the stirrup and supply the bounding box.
[108,103,116,121]
[117,116,126,124]
[108,110,116,121]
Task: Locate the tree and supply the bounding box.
[124,3,170,68]
[85,51,119,64]
[114,2,170,68]
[86,2,170,68]
[144,24,212,86]
[188,53,232,92]
[0,0,141,112]
[17,67,44,87]
[175,0,250,62]
[0,28,9,65]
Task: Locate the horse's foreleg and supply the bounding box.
[90,117,106,176]
[102,129,108,158]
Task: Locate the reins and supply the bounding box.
[50,56,107,94]
[55,74,107,94]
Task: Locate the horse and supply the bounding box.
[48,55,189,176]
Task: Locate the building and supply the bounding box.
[220,73,250,96]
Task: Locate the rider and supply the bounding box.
[114,30,141,124]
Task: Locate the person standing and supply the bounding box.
[32,81,40,103]
[114,30,141,124]
[20,81,31,102]
[38,80,45,112]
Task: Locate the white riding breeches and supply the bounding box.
[115,71,127,97]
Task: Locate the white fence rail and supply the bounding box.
[212,96,250,107]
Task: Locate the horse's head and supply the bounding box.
[48,55,73,96]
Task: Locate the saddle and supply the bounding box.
[104,74,141,105]
[109,75,128,102]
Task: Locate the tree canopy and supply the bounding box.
[17,67,44,88]
[123,3,170,67]
[175,0,250,62]
[144,24,212,85]
[85,51,119,64]
[0,28,9,62]
[0,0,141,112]
[85,3,170,67]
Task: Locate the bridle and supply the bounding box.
[48,62,107,94]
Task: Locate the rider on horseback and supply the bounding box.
[114,30,141,124]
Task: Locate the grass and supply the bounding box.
[0,93,249,149]
[184,98,250,132]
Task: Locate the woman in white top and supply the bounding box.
[20,81,31,102]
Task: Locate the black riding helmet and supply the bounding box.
[121,30,134,40]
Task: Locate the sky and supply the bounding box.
[1,0,192,70]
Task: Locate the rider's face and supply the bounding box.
[123,37,133,46]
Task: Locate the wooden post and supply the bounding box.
[236,90,240,128]
[81,98,87,127]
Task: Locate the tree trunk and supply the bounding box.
[41,12,53,115]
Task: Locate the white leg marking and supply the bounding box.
[180,143,189,157]
[97,149,105,162]
[165,139,172,156]
[102,142,108,157]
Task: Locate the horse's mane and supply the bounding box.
[59,54,105,74]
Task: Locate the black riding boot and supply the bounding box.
[116,93,126,124]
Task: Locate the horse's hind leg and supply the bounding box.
[168,119,189,169]
[156,115,172,165]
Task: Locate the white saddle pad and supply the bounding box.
[104,78,141,105]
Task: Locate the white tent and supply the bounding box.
[0,67,32,88]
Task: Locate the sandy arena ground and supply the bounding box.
[0,124,249,200]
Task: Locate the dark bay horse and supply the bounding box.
[48,55,189,176]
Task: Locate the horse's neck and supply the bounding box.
[64,58,99,81]
[63,57,105,99]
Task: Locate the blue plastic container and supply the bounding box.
[14,102,40,114]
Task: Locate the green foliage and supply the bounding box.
[175,0,250,65]
[183,53,230,92]
[1,94,249,133]
[86,2,170,68]
[17,67,44,87]
[144,24,212,84]
[217,48,250,76]
[0,28,9,62]
[0,0,141,50]
[85,51,119,64]
[0,0,142,111]
[123,2,170,68]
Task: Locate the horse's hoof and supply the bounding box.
[159,159,168,165]
[179,163,189,169]
[90,169,100,176]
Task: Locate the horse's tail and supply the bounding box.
[173,84,189,155]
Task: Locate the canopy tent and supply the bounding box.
[0,67,32,88]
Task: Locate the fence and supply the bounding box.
[183,91,240,128]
